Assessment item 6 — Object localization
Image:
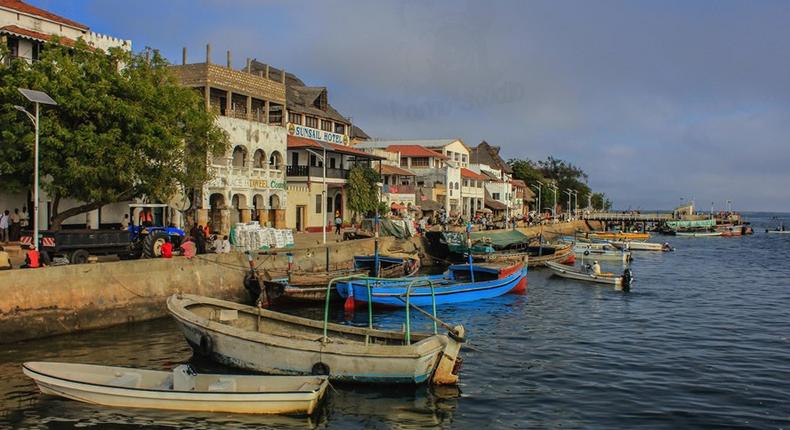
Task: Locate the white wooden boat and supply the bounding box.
[22,362,328,415]
[608,241,670,252]
[766,230,790,234]
[545,261,632,291]
[167,294,465,385]
[573,244,632,263]
[674,231,722,237]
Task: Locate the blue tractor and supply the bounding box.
[128,203,186,258]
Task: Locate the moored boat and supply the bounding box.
[590,231,650,241]
[167,294,465,385]
[335,261,527,308]
[246,255,420,305]
[22,361,328,415]
[573,243,632,263]
[674,231,722,237]
[477,242,575,267]
[545,261,633,292]
[609,241,671,252]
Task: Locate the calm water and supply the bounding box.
[1,212,789,429]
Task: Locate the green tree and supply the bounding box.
[591,192,612,211]
[0,41,227,229]
[346,165,381,222]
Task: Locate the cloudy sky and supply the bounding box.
[36,0,790,211]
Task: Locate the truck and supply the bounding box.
[21,203,186,264]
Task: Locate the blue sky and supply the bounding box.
[32,0,790,211]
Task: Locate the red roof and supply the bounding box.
[287,135,384,159]
[380,164,416,176]
[461,168,489,181]
[0,0,88,30]
[385,145,448,159]
[0,24,79,46]
[510,179,526,188]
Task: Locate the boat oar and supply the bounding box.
[394,295,456,333]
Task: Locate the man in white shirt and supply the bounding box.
[0,210,9,243]
[213,235,231,254]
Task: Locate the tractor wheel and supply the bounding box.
[70,249,90,264]
[143,231,168,259]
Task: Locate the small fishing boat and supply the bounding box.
[609,241,671,252]
[477,242,575,267]
[335,261,527,308]
[545,261,633,292]
[674,231,722,237]
[766,221,790,234]
[718,225,745,237]
[573,243,632,263]
[22,362,328,415]
[167,294,465,385]
[590,231,650,241]
[246,255,420,305]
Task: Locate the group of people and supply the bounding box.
[165,224,231,260]
[0,207,29,243]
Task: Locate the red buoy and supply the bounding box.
[344,295,356,313]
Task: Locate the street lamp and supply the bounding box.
[531,180,543,220]
[15,88,57,252]
[563,189,572,221]
[572,190,579,218]
[306,145,329,270]
[550,182,558,222]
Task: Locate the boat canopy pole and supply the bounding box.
[373,213,380,277]
[466,223,475,283]
[323,274,368,342]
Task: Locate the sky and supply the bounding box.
[31,0,790,212]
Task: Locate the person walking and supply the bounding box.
[0,210,9,243]
[334,211,342,237]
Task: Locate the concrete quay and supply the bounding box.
[0,220,597,345]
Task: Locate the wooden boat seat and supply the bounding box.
[109,372,142,388]
[208,378,237,392]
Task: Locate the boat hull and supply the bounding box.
[168,295,463,385]
[336,263,527,307]
[22,363,328,415]
[545,261,625,290]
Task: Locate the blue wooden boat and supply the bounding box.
[336,261,527,308]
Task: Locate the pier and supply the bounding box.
[582,212,673,222]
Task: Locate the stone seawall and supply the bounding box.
[0,220,596,344]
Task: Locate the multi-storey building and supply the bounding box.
[170,46,289,235]
[461,168,489,219]
[246,61,380,232]
[0,0,131,230]
[470,141,516,219]
[0,0,131,65]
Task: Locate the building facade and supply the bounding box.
[170,46,289,235]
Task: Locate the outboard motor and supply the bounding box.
[621,268,633,292]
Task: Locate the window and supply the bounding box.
[288,112,302,124]
[305,116,318,128]
[400,158,408,167]
[321,119,333,132]
[462,154,468,163]
[454,153,460,161]
[493,193,501,200]
[329,157,336,169]
[411,157,429,167]
[315,194,322,214]
[464,179,469,187]
[269,104,283,124]
[335,123,346,135]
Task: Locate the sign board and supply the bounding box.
[288,123,349,145]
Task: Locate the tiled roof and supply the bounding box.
[0,24,78,46]
[355,139,460,150]
[510,179,526,187]
[287,135,383,159]
[481,170,503,181]
[470,141,512,174]
[461,168,490,181]
[0,0,88,30]
[380,164,416,176]
[385,145,448,159]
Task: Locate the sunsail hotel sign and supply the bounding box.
[287,123,349,145]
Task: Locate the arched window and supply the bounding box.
[253,149,266,169]
[269,151,283,169]
[231,146,247,167]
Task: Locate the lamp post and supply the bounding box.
[307,146,329,270]
[531,180,543,222]
[573,190,579,219]
[14,88,57,252]
[564,189,572,221]
[550,182,558,223]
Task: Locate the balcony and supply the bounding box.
[286,165,349,180]
[383,184,416,194]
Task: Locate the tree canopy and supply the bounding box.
[0,40,228,228]
[346,165,382,222]
[509,156,611,213]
